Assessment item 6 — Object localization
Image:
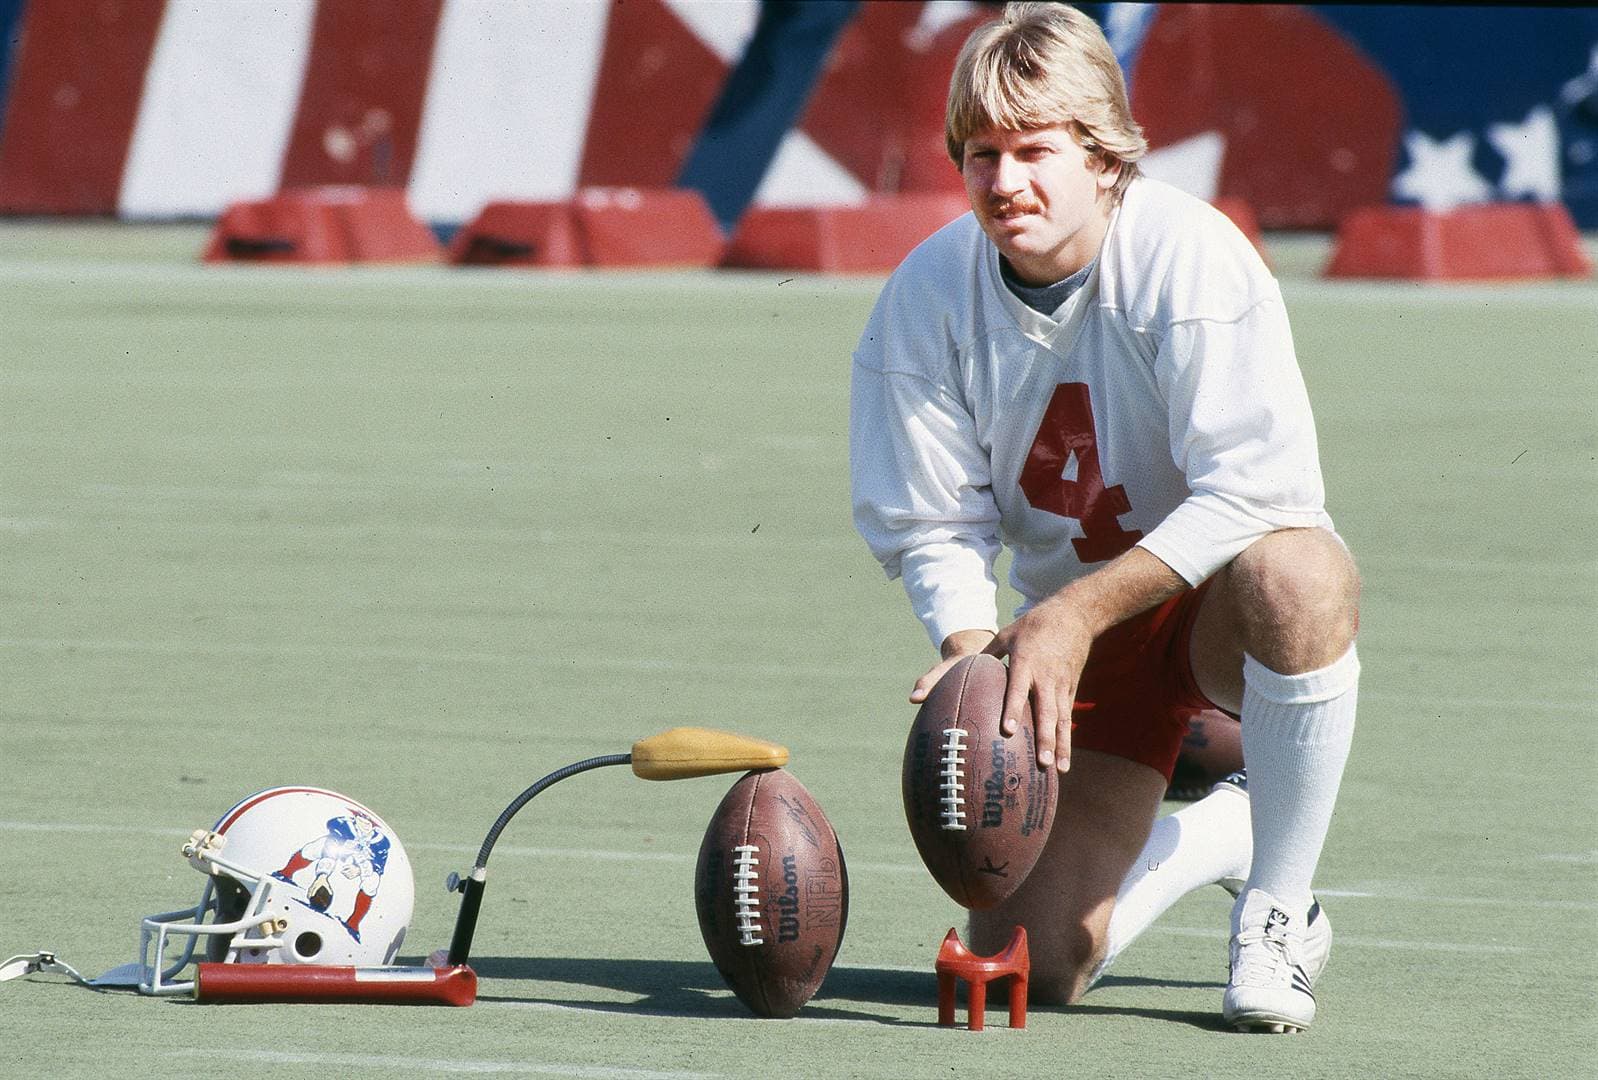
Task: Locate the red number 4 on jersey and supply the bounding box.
[1018,383,1143,563]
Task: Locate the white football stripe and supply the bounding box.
[119,1,316,218]
[408,0,608,222]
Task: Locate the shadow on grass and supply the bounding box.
[1070,974,1231,1032]
[455,955,1226,1029]
[461,955,929,1024]
[1095,974,1225,992]
[1066,1003,1231,1032]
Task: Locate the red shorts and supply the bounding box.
[1070,579,1228,780]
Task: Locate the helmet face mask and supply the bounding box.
[206,875,252,962]
[136,787,415,995]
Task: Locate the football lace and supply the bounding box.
[732,844,765,945]
[939,727,969,831]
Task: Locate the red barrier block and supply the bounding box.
[450,189,723,269]
[204,186,439,265]
[572,186,724,268]
[934,926,1029,1031]
[1326,202,1592,280]
[723,194,972,274]
[449,201,583,267]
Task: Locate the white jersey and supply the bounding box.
[850,177,1333,647]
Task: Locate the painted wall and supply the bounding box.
[0,1,1593,228]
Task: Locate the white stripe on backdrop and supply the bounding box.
[407,0,611,222]
[119,1,317,219]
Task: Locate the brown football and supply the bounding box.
[694,768,848,1018]
[902,653,1057,909]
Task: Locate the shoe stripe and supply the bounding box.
[1291,966,1315,998]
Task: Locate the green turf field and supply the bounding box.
[3,221,1595,1078]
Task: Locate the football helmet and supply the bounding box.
[136,786,414,995]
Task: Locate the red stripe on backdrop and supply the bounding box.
[1129,5,1401,229]
[0,0,166,213]
[894,9,989,196]
[794,1,925,193]
[278,0,444,190]
[578,0,727,189]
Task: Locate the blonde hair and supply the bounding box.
[945,2,1146,198]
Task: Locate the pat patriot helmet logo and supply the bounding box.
[269,805,393,942]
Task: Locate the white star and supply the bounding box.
[1392,130,1494,212]
[1560,43,1598,106]
[1488,106,1562,202]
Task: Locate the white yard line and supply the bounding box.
[1358,691,1590,715]
[4,502,1593,574]
[2,637,1591,714]
[1541,851,1598,864]
[4,819,1591,916]
[1143,925,1531,953]
[0,637,857,680]
[167,1048,717,1078]
[0,510,858,550]
[0,258,886,295]
[478,998,1014,1031]
[7,255,1596,306]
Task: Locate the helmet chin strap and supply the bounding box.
[0,951,111,991]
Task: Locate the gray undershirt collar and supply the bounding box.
[1000,256,1097,314]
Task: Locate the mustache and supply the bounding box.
[987,199,1042,217]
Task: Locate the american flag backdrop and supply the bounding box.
[0,1,1593,229]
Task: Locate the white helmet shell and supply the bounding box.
[137,787,414,994]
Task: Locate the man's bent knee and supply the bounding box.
[1227,528,1359,674]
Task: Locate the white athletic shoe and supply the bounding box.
[1209,770,1333,988]
[1223,888,1326,1033]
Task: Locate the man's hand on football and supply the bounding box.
[982,596,1095,773]
[910,628,997,704]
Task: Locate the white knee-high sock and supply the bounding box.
[1091,780,1253,985]
[1238,647,1360,917]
